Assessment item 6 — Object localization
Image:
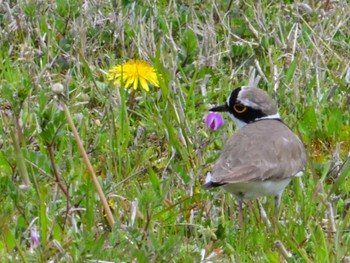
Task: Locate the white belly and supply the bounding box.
[222,179,292,199]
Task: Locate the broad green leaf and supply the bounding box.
[285,58,298,84]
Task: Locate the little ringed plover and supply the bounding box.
[202,86,306,217]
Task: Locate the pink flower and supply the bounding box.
[205,112,224,131]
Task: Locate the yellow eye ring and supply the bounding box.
[233,104,247,113]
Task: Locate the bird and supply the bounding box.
[202,86,306,219]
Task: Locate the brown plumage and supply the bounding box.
[212,120,305,183]
[202,120,306,199]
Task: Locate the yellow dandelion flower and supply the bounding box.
[104,201,115,218]
[108,59,159,92]
[108,201,115,211]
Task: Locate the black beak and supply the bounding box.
[210,104,228,112]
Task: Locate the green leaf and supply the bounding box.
[4,228,16,254]
[52,223,63,243]
[313,225,329,261]
[148,166,160,195]
[329,158,350,195]
[39,185,48,247]
[326,107,342,139]
[285,58,298,84]
[298,106,317,142]
[182,30,197,54]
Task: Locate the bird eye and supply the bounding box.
[233,103,247,113]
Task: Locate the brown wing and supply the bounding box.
[211,120,306,184]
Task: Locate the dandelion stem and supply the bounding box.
[62,102,115,228]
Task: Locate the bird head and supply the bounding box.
[210,86,280,128]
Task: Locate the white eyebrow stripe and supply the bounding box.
[238,98,260,109]
[237,86,260,109]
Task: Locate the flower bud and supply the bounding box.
[205,112,224,131]
[30,227,40,248]
[52,83,64,94]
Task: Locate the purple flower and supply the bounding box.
[58,103,64,111]
[205,112,224,131]
[30,227,40,248]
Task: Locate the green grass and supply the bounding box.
[1,0,350,262]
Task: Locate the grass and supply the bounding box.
[0,0,349,262]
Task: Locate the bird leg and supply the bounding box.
[272,193,282,234]
[274,193,282,220]
[237,197,244,228]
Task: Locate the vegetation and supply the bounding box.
[0,0,349,262]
